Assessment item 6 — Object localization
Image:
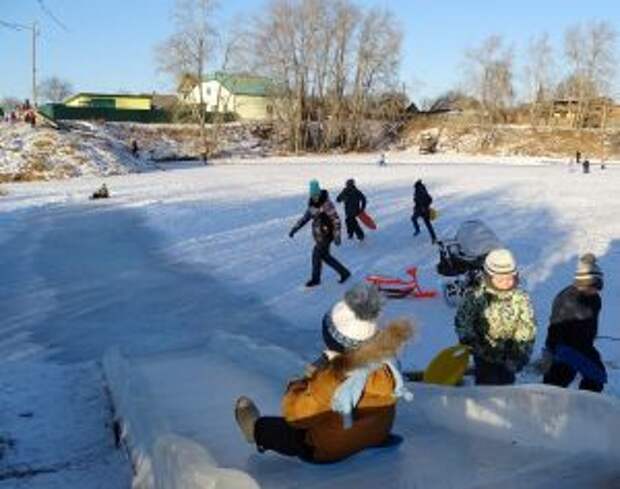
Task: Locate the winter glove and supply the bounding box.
[288,229,296,238]
[334,235,341,246]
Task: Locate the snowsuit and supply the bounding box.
[412,181,436,243]
[543,286,606,392]
[455,281,537,385]
[336,182,367,241]
[254,323,410,462]
[290,190,349,283]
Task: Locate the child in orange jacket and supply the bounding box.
[235,284,413,462]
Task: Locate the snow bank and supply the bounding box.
[103,348,259,489]
[412,384,620,461]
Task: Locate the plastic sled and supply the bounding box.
[366,267,438,299]
[358,210,377,230]
[423,345,471,386]
[429,207,439,221]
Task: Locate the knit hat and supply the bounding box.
[575,253,603,290]
[484,248,517,276]
[322,283,383,354]
[309,179,321,198]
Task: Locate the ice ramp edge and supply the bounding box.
[103,348,260,489]
[411,383,620,462]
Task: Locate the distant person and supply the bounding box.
[455,249,537,385]
[542,254,607,392]
[575,150,581,164]
[378,153,386,167]
[90,183,110,200]
[412,179,437,244]
[131,140,139,158]
[336,178,367,242]
[234,283,413,463]
[289,180,350,287]
[582,159,590,174]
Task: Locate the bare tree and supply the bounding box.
[249,0,403,152]
[156,0,218,160]
[523,33,556,126]
[464,35,515,124]
[38,76,73,103]
[563,21,617,128]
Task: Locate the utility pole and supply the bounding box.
[32,22,38,107]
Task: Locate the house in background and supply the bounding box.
[63,92,154,110]
[185,72,274,121]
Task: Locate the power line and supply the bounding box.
[0,19,29,31]
[35,0,68,32]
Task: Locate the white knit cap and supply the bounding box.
[484,248,517,276]
[322,283,382,352]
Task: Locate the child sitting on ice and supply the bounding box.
[90,183,109,200]
[234,283,413,463]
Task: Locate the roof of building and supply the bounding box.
[63,92,154,104]
[205,73,272,97]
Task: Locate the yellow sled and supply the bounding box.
[429,207,439,221]
[423,344,471,386]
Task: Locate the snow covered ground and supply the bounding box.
[1,156,619,488]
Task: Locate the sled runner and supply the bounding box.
[366,267,438,299]
[358,210,377,230]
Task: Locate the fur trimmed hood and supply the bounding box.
[330,319,414,375]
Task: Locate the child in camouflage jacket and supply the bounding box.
[455,249,537,385]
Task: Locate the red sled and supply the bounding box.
[366,267,438,299]
[358,210,377,230]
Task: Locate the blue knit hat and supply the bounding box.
[309,179,321,197]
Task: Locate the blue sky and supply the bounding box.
[1,0,618,103]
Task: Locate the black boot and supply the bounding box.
[305,279,320,288]
[339,271,351,284]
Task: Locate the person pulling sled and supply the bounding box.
[234,283,414,463]
[336,178,367,241]
[289,180,350,287]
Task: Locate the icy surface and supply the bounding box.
[1,157,619,488]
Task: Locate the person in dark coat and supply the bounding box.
[90,183,109,200]
[542,254,607,392]
[582,159,590,174]
[336,179,367,241]
[411,180,437,244]
[290,180,351,287]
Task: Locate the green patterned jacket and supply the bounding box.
[455,282,537,371]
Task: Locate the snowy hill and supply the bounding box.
[0,158,619,488]
[0,122,152,182]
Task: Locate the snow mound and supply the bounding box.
[0,122,150,182]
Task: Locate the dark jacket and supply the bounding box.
[414,182,432,211]
[336,183,367,218]
[291,190,341,245]
[545,285,601,354]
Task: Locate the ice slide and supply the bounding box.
[104,333,620,489]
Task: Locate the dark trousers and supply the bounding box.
[255,417,314,460]
[474,358,516,385]
[345,216,365,240]
[312,242,349,282]
[544,348,606,393]
[411,208,437,242]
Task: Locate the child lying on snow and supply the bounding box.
[234,283,414,463]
